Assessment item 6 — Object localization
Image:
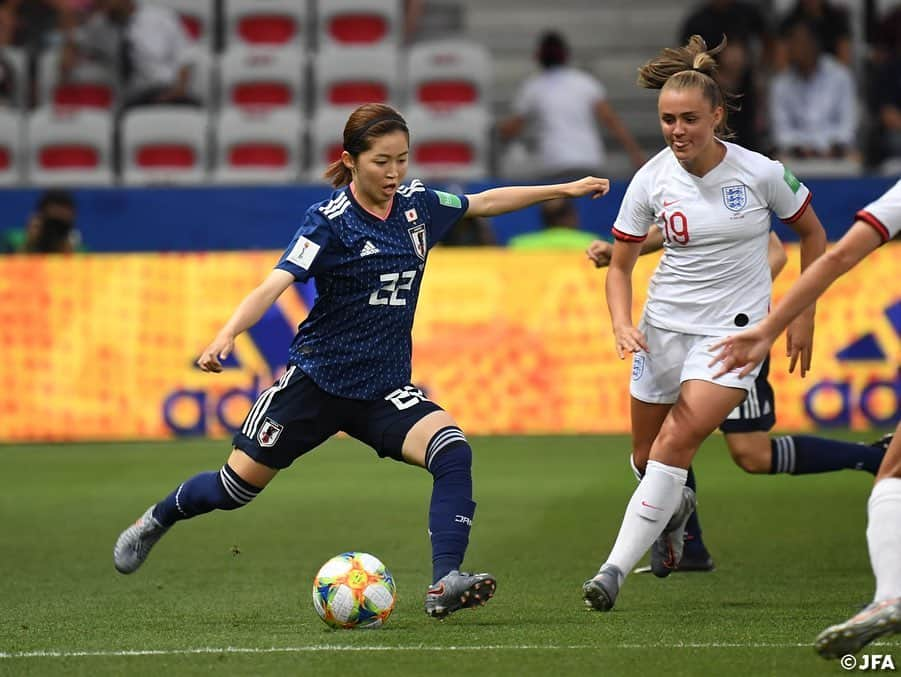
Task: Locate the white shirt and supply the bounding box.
[769,55,857,152]
[513,66,607,173]
[857,180,901,242]
[79,2,193,94]
[613,141,812,336]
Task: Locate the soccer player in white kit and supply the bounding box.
[581,35,828,612]
[711,180,901,658]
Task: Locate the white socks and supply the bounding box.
[868,477,901,603]
[604,459,688,578]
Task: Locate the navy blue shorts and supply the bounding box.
[719,355,776,434]
[232,366,443,469]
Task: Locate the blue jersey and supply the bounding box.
[275,180,469,399]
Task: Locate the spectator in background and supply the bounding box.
[780,0,852,66]
[874,49,901,162]
[498,31,645,180]
[66,0,197,110]
[0,0,76,53]
[769,18,857,160]
[507,198,599,250]
[679,1,771,149]
[0,189,80,254]
[441,214,496,246]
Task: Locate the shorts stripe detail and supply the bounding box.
[425,426,467,470]
[174,484,188,517]
[219,467,258,504]
[243,366,296,438]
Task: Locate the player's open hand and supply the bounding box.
[586,239,613,268]
[709,328,775,378]
[613,324,649,360]
[197,334,236,373]
[785,310,815,377]
[564,177,610,199]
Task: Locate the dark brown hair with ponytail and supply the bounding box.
[323,103,410,188]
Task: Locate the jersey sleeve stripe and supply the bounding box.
[611,227,648,243]
[856,209,891,243]
[781,191,812,224]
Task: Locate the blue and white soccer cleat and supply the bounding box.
[582,564,623,612]
[650,486,697,578]
[424,570,496,618]
[815,598,901,658]
[113,506,169,574]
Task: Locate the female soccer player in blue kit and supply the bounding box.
[112,103,610,619]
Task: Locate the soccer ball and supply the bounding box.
[312,552,397,629]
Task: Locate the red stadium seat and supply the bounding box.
[313,47,399,110]
[225,0,308,49]
[219,46,304,110]
[407,39,492,111]
[405,106,489,180]
[212,107,301,184]
[121,107,209,185]
[27,107,113,185]
[318,0,399,49]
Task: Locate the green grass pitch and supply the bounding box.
[1,432,898,676]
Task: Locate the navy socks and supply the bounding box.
[426,427,475,584]
[152,464,261,528]
[771,435,884,475]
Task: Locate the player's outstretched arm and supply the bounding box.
[464,176,609,217]
[197,268,295,373]
[711,220,885,377]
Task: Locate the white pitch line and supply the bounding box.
[0,642,837,659]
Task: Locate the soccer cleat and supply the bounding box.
[582,564,623,612]
[674,548,716,572]
[113,506,169,574]
[815,598,901,658]
[650,486,697,578]
[424,570,496,619]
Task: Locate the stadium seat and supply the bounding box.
[406,39,492,111]
[212,107,302,184]
[313,47,400,110]
[26,107,114,186]
[37,48,117,110]
[405,105,490,181]
[224,0,309,49]
[121,106,209,185]
[0,46,27,110]
[185,47,215,106]
[219,45,304,110]
[317,0,401,50]
[0,109,22,185]
[307,107,349,181]
[147,0,216,47]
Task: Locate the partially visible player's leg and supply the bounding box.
[816,423,901,658]
[346,390,495,618]
[114,368,335,574]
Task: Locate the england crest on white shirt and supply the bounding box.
[722,184,748,212]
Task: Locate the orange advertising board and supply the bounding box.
[0,246,897,441]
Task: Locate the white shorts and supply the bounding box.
[629,320,764,405]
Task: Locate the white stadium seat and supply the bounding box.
[406,39,492,111]
[147,0,216,47]
[213,107,302,184]
[405,105,490,181]
[224,0,309,49]
[0,108,22,185]
[313,46,400,111]
[26,107,114,186]
[307,106,349,182]
[219,46,304,110]
[317,0,401,50]
[121,106,210,185]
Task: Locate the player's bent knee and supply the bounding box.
[726,434,770,474]
[217,464,262,510]
[425,426,471,476]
